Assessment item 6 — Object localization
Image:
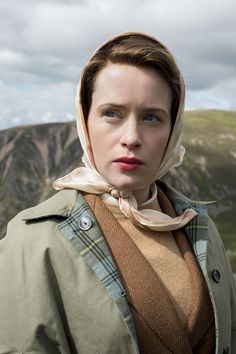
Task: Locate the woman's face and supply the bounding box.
[87,63,172,203]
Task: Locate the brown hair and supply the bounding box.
[79,32,183,123]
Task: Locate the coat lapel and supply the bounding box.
[158,181,212,276]
[171,198,210,276]
[57,192,138,346]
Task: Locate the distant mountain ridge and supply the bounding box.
[1,110,236,269]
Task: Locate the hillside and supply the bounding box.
[0,110,236,269]
[164,110,236,269]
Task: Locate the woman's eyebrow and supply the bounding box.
[98,103,125,110]
[98,103,168,114]
[141,107,170,117]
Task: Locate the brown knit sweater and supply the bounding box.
[104,201,193,327]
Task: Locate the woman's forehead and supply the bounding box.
[92,63,172,112]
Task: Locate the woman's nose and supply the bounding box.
[120,117,142,149]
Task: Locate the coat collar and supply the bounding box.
[157,180,215,210]
[21,189,78,220]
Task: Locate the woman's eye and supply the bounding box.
[143,114,159,122]
[105,111,116,118]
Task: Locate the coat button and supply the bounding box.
[78,216,92,231]
[223,347,230,354]
[211,268,221,283]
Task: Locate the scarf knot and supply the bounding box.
[109,187,132,199]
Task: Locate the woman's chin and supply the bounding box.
[106,176,149,192]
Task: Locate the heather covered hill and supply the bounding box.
[0,110,236,269]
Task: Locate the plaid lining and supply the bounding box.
[58,193,138,346]
[166,197,210,273]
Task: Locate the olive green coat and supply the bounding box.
[0,185,235,353]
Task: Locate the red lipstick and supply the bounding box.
[114,157,144,171]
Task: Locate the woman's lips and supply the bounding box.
[113,157,144,171]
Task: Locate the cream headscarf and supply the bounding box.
[54,32,197,231]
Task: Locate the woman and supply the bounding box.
[0,32,235,354]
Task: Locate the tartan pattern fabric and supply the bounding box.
[172,200,209,261]
[58,188,213,350]
[161,183,212,275]
[58,193,137,344]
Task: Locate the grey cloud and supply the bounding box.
[0,0,235,130]
[0,79,76,130]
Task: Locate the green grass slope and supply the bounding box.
[163,110,236,269]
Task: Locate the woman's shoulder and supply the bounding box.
[19,188,78,221]
[157,180,215,214]
[2,189,79,249]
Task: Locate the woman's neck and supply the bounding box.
[132,186,152,207]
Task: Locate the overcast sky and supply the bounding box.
[0,0,235,130]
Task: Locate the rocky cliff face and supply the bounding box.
[0,122,82,238]
[1,110,236,268]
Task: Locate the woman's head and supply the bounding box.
[76,32,185,203]
[79,32,182,126]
